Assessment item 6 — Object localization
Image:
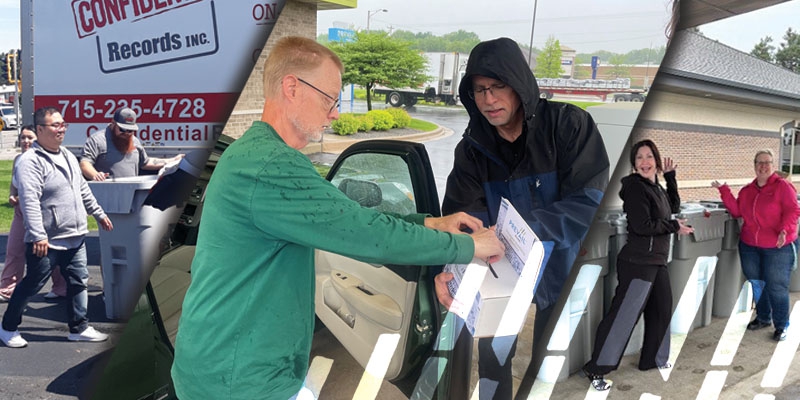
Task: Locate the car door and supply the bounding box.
[314,139,444,386]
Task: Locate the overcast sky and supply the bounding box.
[318,0,673,53]
[0,0,798,56]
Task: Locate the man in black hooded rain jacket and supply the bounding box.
[436,37,610,399]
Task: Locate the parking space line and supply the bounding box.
[304,356,333,399]
[710,283,752,366]
[696,371,727,399]
[353,333,401,399]
[760,301,800,388]
[661,256,718,381]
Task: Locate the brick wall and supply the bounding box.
[224,0,318,139]
[627,127,788,201]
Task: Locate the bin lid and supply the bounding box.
[88,175,159,214]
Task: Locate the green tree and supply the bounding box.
[775,28,800,73]
[607,54,631,79]
[328,31,428,111]
[534,36,564,78]
[751,36,775,62]
[391,29,479,53]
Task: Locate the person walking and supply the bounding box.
[0,107,114,348]
[0,126,66,301]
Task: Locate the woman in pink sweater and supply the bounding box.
[713,149,799,342]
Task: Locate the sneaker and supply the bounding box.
[0,328,28,348]
[582,367,612,391]
[773,329,787,342]
[43,291,63,299]
[747,319,771,331]
[658,362,672,370]
[67,326,108,342]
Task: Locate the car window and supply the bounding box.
[330,152,417,216]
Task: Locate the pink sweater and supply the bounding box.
[718,173,800,248]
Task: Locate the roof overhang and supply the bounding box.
[296,0,357,11]
[655,70,800,113]
[680,0,791,28]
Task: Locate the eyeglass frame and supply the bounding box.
[468,83,511,100]
[39,122,70,130]
[296,77,340,113]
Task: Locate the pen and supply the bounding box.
[487,260,499,279]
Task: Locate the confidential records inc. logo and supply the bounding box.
[70,0,220,73]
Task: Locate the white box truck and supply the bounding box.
[374,52,469,107]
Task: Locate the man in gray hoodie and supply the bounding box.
[0,106,114,348]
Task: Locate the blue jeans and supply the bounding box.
[2,242,89,334]
[738,241,793,330]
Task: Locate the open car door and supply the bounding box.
[315,139,444,387]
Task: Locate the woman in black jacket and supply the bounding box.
[582,139,693,391]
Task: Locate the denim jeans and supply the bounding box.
[2,241,89,334]
[738,241,793,330]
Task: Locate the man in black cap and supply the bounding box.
[80,107,183,181]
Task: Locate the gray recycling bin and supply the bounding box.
[669,203,725,334]
[601,208,645,356]
[699,201,749,316]
[89,175,180,320]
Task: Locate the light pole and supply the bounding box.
[367,8,387,31]
[527,0,538,67]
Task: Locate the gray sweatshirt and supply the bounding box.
[16,142,107,244]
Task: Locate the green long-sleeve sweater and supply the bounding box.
[171,121,473,400]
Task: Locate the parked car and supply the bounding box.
[89,137,460,399]
[0,105,18,130]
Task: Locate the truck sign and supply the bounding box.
[22,0,285,155]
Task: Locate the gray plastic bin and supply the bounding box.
[89,176,181,319]
[699,201,749,316]
[669,203,725,334]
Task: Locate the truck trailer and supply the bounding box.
[374,52,469,107]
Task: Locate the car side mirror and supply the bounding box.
[337,178,382,208]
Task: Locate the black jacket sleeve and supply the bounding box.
[623,179,680,236]
[664,170,681,214]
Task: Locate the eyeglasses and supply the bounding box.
[297,77,340,113]
[41,122,69,130]
[118,127,136,134]
[469,83,511,100]
[755,160,773,166]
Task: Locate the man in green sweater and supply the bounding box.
[170,36,505,400]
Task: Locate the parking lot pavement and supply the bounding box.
[0,233,126,400]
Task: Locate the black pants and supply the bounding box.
[584,258,672,375]
[450,305,554,400]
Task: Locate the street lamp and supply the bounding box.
[527,0,538,66]
[367,8,387,31]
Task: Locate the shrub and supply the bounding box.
[357,114,375,132]
[331,113,359,136]
[385,108,411,128]
[366,110,395,131]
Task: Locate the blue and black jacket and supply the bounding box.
[442,37,610,310]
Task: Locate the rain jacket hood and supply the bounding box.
[444,37,609,309]
[458,37,540,152]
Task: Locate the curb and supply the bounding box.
[299,126,450,156]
